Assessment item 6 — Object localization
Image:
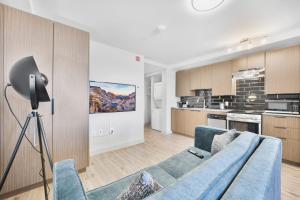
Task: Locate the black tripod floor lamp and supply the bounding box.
[0,56,53,200]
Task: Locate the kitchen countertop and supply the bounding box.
[262,112,300,118]
[172,107,232,113]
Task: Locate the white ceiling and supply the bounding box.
[2,0,300,69]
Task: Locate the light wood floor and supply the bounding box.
[6,128,300,200]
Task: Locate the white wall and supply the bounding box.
[162,69,178,134]
[89,41,144,155]
[144,77,151,125]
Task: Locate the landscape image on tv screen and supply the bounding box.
[89,81,136,113]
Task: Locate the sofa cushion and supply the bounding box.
[158,147,211,179]
[211,129,237,155]
[116,171,162,200]
[195,126,226,152]
[86,166,176,200]
[146,132,260,200]
[221,137,282,200]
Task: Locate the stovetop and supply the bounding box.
[228,110,264,115]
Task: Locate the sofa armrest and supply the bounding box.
[53,159,87,200]
[194,126,227,152]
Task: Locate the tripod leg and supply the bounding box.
[36,117,49,200]
[37,115,53,170]
[0,115,32,191]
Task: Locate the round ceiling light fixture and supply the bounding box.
[191,0,225,12]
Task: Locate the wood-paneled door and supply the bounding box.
[1,5,53,194]
[265,46,300,94]
[0,4,4,182]
[53,23,89,170]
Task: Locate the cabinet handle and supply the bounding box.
[51,98,55,115]
[273,116,286,119]
[274,126,287,129]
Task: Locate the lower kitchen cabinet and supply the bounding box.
[171,108,186,135]
[171,108,207,137]
[262,114,300,163]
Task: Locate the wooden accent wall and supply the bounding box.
[53,23,89,170]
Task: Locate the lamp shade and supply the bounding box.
[9,56,50,103]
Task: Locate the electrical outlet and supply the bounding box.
[110,128,115,135]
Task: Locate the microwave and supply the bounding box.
[265,99,300,115]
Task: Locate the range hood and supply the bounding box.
[232,68,265,80]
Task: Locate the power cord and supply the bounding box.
[4,84,50,194]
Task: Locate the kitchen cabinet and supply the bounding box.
[190,65,212,90]
[190,67,202,90]
[262,115,300,163]
[200,66,212,89]
[171,108,186,134]
[232,56,248,72]
[232,52,265,72]
[185,110,206,137]
[212,61,234,96]
[265,45,300,94]
[171,108,208,137]
[176,70,194,97]
[247,52,265,68]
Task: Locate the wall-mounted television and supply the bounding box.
[89,81,136,113]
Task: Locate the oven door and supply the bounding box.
[227,120,261,134]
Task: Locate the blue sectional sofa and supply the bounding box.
[53,126,282,200]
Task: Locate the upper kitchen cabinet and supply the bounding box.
[190,65,212,90]
[232,52,265,72]
[265,45,300,94]
[247,52,265,68]
[190,67,202,90]
[212,61,234,96]
[176,70,194,97]
[232,56,248,72]
[200,66,212,89]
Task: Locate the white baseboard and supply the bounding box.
[90,138,145,156]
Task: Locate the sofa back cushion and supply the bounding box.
[194,126,226,152]
[221,137,282,200]
[147,132,260,200]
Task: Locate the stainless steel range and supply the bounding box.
[227,110,262,134]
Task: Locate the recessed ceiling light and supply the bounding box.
[260,37,267,45]
[191,0,225,12]
[157,25,167,31]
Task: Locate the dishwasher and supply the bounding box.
[207,114,227,129]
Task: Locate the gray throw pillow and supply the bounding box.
[211,129,237,155]
[117,171,162,200]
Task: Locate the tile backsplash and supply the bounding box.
[232,77,266,110]
[181,77,266,110]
